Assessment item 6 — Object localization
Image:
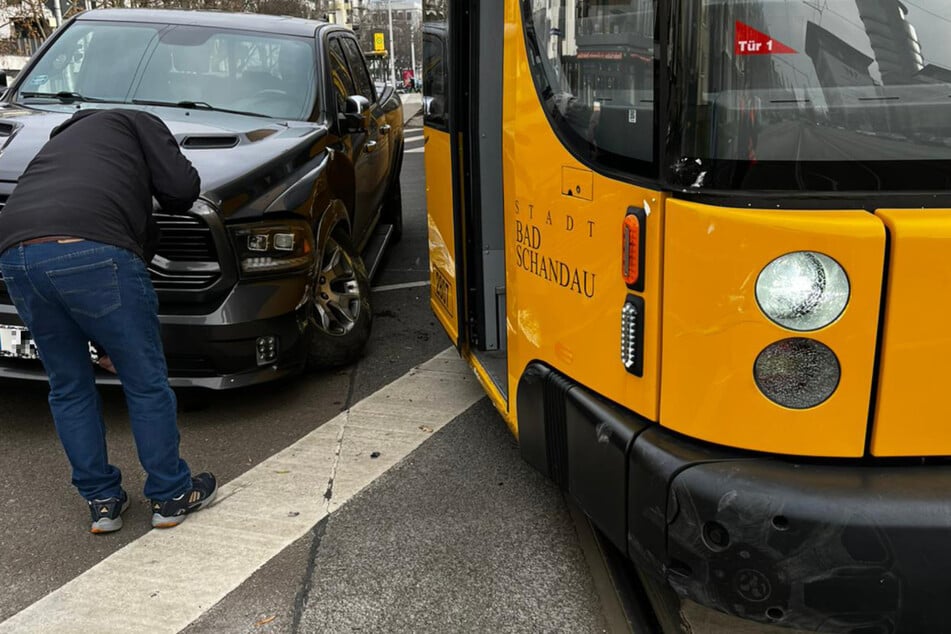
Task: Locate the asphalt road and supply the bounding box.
[0,108,623,634]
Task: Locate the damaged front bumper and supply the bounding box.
[518,362,951,633]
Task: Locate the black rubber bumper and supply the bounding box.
[517,362,951,634]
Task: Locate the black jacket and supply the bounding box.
[0,108,200,260]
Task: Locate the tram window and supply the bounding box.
[423,30,449,130]
[522,0,656,177]
[666,0,951,191]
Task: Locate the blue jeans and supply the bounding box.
[0,240,191,501]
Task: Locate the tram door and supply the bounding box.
[423,2,508,396]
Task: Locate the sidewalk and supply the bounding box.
[295,400,608,632]
[184,400,615,633]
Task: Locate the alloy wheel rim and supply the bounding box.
[313,237,362,336]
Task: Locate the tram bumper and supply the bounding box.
[517,362,950,633]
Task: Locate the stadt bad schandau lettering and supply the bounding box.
[513,200,597,299]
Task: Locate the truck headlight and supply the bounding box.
[755,252,849,331]
[229,221,314,275]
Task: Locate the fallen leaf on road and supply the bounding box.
[254,616,276,627]
[419,425,433,433]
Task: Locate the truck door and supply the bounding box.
[424,3,507,395]
[339,36,389,241]
[327,35,384,246]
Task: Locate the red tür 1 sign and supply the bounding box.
[735,21,797,55]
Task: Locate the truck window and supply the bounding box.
[17,22,317,120]
[22,23,158,100]
[340,37,376,103]
[328,38,356,113]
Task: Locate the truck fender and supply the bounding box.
[315,198,352,264]
[265,150,332,214]
[324,146,357,228]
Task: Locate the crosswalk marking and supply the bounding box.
[0,349,484,634]
[371,280,429,292]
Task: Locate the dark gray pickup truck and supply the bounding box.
[0,9,404,389]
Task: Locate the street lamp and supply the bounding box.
[387,0,397,87]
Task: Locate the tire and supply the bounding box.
[306,230,372,370]
[380,176,403,243]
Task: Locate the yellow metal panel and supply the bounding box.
[501,4,664,429]
[661,200,885,457]
[561,166,594,201]
[464,345,514,433]
[871,209,951,456]
[424,126,459,343]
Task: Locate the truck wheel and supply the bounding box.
[380,177,403,243]
[306,230,372,369]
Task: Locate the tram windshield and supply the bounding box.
[525,0,951,192]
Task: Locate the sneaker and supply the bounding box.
[150,472,218,529]
[88,490,130,534]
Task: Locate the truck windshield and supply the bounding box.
[15,22,317,120]
[669,0,951,191]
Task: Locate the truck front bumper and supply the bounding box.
[0,273,311,390]
[518,362,951,633]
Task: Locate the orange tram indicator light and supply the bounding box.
[622,207,646,291]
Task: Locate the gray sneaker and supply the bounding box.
[88,490,130,534]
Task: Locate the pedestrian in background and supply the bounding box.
[0,108,217,533]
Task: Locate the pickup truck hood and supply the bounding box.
[0,104,327,210]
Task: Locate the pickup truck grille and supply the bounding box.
[149,213,222,290]
[0,212,221,297]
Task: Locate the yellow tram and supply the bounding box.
[424,1,951,630]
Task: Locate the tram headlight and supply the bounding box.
[754,338,840,409]
[755,252,849,331]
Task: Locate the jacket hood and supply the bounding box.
[49,108,102,139]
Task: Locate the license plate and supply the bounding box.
[0,325,39,360]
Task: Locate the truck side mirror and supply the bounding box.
[342,95,371,132]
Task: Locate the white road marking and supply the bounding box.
[0,349,484,634]
[406,147,425,154]
[371,280,430,292]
